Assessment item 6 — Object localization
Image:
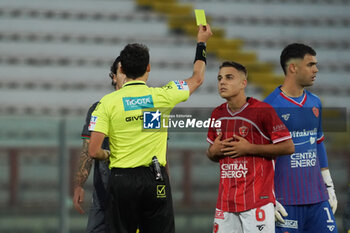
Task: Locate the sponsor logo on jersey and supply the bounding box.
[312,106,319,118]
[125,114,143,122]
[310,137,316,144]
[291,150,317,168]
[215,209,224,219]
[143,110,161,129]
[276,219,298,229]
[327,225,335,231]
[174,80,189,91]
[156,185,166,198]
[88,116,98,131]
[221,162,248,178]
[256,224,265,231]
[281,113,290,121]
[273,123,286,132]
[290,128,317,138]
[122,95,154,111]
[239,126,249,137]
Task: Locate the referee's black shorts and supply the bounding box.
[106,166,175,233]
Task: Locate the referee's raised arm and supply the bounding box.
[185,24,213,95]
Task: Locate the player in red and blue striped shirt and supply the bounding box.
[264,43,338,233]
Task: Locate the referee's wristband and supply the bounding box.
[194,42,207,64]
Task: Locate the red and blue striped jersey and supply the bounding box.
[264,87,328,205]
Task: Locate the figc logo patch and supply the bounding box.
[174,80,189,91]
[88,116,98,131]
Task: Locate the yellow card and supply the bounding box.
[194,9,207,26]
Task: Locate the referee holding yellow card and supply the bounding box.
[88,19,212,233]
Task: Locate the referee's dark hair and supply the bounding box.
[120,43,149,79]
[280,43,316,75]
[220,61,248,78]
[111,56,121,75]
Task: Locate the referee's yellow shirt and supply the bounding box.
[90,80,189,168]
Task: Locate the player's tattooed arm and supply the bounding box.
[74,139,93,188]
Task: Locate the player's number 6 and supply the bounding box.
[255,207,266,222]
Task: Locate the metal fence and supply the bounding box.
[0,116,348,233]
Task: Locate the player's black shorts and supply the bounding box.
[106,166,175,233]
[86,160,110,233]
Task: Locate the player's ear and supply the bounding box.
[288,62,297,74]
[120,65,126,75]
[240,73,247,89]
[146,63,151,72]
[117,62,122,75]
[242,78,247,89]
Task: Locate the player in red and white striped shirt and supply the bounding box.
[207,61,294,233]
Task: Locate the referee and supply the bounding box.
[88,24,212,233]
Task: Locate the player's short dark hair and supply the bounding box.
[219,61,248,77]
[120,43,149,79]
[110,56,121,75]
[110,56,121,87]
[280,43,316,74]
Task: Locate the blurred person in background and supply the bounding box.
[73,56,125,233]
[344,183,350,233]
[264,43,338,233]
[88,25,212,233]
[206,61,294,233]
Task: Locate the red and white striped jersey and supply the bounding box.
[207,97,291,212]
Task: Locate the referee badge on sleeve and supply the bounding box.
[174,80,189,91]
[88,116,98,131]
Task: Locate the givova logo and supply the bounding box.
[123,95,154,111]
[256,224,265,231]
[143,110,161,129]
[281,113,290,121]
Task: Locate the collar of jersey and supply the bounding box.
[226,100,249,116]
[278,86,307,107]
[123,80,146,88]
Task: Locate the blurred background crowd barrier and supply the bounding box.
[0,0,349,232]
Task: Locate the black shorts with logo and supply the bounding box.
[106,166,175,233]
